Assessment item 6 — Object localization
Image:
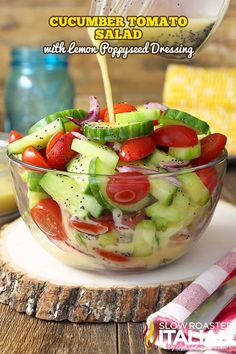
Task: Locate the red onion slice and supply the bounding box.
[66,96,100,126]
[159,160,190,170]
[117,165,160,175]
[160,176,182,188]
[71,131,88,140]
[144,102,168,112]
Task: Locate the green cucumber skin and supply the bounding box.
[8,118,64,155]
[83,121,154,142]
[28,109,87,134]
[160,109,210,135]
[116,109,160,124]
[168,142,201,160]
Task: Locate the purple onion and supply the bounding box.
[159,160,190,171]
[66,96,100,126]
[117,165,160,175]
[160,176,182,188]
[144,102,168,111]
[70,131,88,140]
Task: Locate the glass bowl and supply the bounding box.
[0,133,18,226]
[8,151,227,272]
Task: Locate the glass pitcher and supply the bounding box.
[90,0,230,58]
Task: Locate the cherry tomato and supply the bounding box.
[31,198,67,241]
[104,103,137,123]
[96,249,128,262]
[152,125,198,147]
[90,214,114,231]
[196,167,218,192]
[22,147,51,169]
[46,132,77,170]
[8,130,24,143]
[46,131,64,156]
[99,107,107,120]
[70,219,109,236]
[106,172,150,205]
[193,133,227,166]
[119,136,156,162]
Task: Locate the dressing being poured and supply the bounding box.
[88,28,115,122]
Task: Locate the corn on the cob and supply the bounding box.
[163,65,236,155]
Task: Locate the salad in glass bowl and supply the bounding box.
[7,98,227,271]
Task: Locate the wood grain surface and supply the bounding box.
[0,166,235,354]
[0,0,236,129]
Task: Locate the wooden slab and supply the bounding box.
[0,200,235,323]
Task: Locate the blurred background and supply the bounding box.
[0,0,236,131]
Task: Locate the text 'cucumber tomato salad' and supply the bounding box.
[8,97,227,271]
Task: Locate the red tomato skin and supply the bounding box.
[119,136,156,162]
[31,198,66,241]
[8,130,24,143]
[152,125,198,147]
[196,167,218,192]
[96,249,128,262]
[104,103,137,123]
[46,132,77,170]
[193,133,227,166]
[70,220,109,236]
[106,172,150,205]
[46,131,64,156]
[22,147,51,169]
[99,107,107,120]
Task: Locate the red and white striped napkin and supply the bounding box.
[145,248,236,352]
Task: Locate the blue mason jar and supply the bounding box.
[5,48,74,133]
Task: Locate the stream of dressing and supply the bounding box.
[88,17,216,123]
[88,28,115,122]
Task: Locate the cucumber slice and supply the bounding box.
[147,149,179,166]
[67,155,93,193]
[28,191,49,209]
[169,142,201,160]
[160,109,210,134]
[98,231,118,248]
[40,173,103,219]
[71,139,119,170]
[89,157,152,212]
[156,222,184,249]
[177,173,209,206]
[27,172,44,192]
[149,178,177,205]
[28,109,87,134]
[83,121,154,142]
[145,190,190,224]
[133,220,156,257]
[8,118,64,155]
[116,109,160,124]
